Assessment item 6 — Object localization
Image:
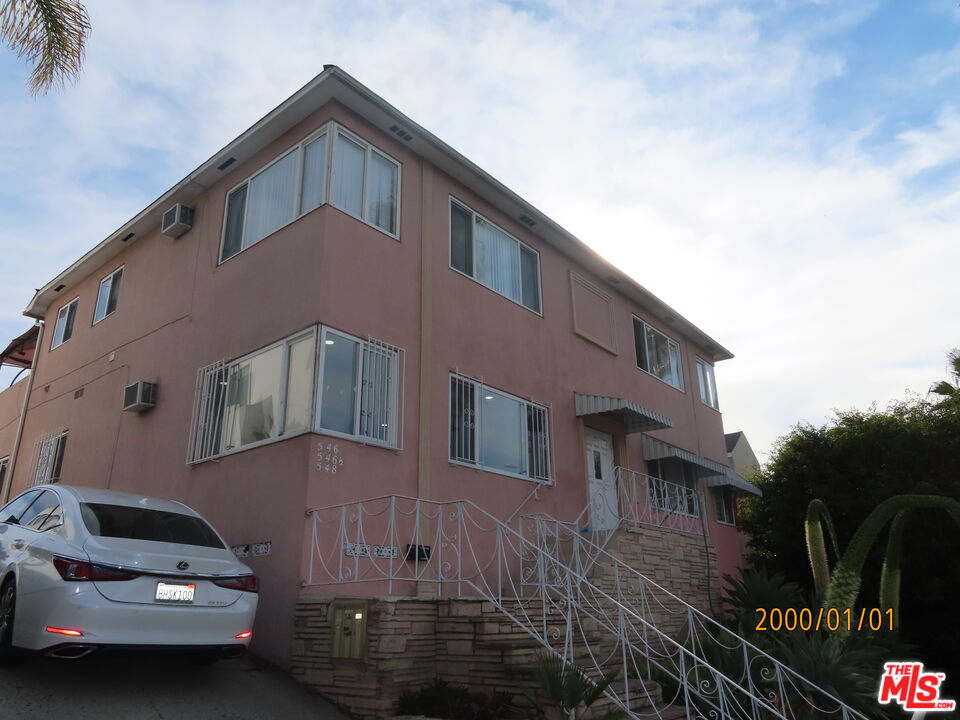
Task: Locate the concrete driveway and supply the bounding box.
[0,652,349,720]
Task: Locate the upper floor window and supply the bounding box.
[449,374,551,482]
[34,431,68,485]
[93,267,123,324]
[0,457,8,497]
[220,124,400,263]
[187,325,403,463]
[696,358,719,410]
[449,199,542,314]
[50,299,78,350]
[714,486,736,525]
[633,317,682,390]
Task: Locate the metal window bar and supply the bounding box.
[32,430,67,486]
[186,359,227,464]
[450,374,476,463]
[359,337,402,448]
[526,403,550,481]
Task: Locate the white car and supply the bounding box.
[0,484,258,660]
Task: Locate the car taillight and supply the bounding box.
[213,575,258,593]
[53,556,139,582]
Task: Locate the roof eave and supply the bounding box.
[23,66,734,361]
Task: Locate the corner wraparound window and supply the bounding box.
[450,200,542,313]
[449,374,550,482]
[189,329,317,461]
[316,329,402,448]
[696,358,719,410]
[34,431,68,485]
[93,266,123,324]
[187,325,402,463]
[220,124,399,263]
[633,317,683,390]
[51,298,78,349]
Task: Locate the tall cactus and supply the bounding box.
[805,495,960,617]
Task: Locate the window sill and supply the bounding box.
[313,428,400,452]
[449,265,543,317]
[636,366,685,393]
[699,400,721,412]
[448,459,552,485]
[92,310,118,326]
[715,519,737,527]
[188,428,309,465]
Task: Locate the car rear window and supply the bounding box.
[79,503,225,549]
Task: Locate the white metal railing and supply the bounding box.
[305,495,871,720]
[616,467,704,536]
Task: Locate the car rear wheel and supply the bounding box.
[0,579,19,663]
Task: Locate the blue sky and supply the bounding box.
[1,0,959,461]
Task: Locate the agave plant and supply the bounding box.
[805,495,960,617]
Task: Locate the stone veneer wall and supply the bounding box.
[291,525,721,719]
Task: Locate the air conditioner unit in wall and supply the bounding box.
[161,204,194,238]
[123,381,157,413]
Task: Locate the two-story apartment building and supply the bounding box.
[0,66,759,716]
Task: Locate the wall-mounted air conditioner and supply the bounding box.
[123,381,157,413]
[161,204,194,239]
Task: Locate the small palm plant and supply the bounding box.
[523,654,625,720]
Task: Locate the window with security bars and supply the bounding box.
[188,329,318,463]
[449,374,550,482]
[316,330,402,448]
[188,326,402,463]
[34,431,68,485]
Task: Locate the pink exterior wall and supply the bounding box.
[1,96,748,665]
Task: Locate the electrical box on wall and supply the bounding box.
[331,603,368,660]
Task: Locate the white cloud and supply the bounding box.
[1,0,958,462]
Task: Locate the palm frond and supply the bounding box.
[0,0,90,94]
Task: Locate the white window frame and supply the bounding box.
[187,327,318,463]
[33,431,68,486]
[0,456,8,492]
[714,486,736,526]
[448,197,543,316]
[50,298,79,350]
[696,358,719,410]
[632,316,684,391]
[92,266,123,325]
[448,373,552,483]
[219,122,401,263]
[314,327,403,450]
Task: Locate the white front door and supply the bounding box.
[585,429,618,531]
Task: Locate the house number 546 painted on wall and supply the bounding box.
[317,442,345,474]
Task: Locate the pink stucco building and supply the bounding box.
[0,67,760,714]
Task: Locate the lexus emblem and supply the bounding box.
[177,561,190,571]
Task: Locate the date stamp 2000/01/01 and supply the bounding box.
[755,607,895,632]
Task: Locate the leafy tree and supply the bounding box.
[739,395,960,696]
[0,0,90,94]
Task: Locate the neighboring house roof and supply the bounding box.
[724,431,743,454]
[0,324,38,368]
[22,67,733,362]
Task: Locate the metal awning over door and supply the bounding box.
[574,393,673,433]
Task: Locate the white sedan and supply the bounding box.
[0,484,258,660]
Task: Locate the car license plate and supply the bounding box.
[155,582,196,603]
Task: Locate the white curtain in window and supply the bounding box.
[221,346,283,450]
[300,135,327,214]
[474,219,520,301]
[366,152,397,233]
[243,151,298,248]
[332,134,365,217]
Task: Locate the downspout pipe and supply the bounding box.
[2,320,43,503]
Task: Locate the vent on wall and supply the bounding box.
[123,381,157,413]
[389,125,413,142]
[518,215,537,227]
[161,204,195,239]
